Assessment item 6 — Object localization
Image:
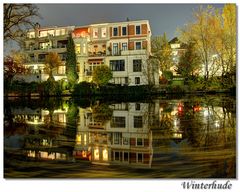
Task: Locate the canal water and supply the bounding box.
[4,94,236,178]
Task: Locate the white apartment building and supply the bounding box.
[22,20,159,86]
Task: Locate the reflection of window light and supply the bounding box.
[82,151,87,158]
[28,150,35,157]
[174,119,177,127]
[103,149,108,161]
[43,139,48,146]
[84,134,87,145]
[204,110,209,117]
[173,133,182,139]
[94,148,99,160]
[76,134,81,144]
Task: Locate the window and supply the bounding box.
[110,60,125,71]
[122,26,127,36]
[83,43,86,54]
[27,32,35,38]
[75,44,81,54]
[137,138,143,146]
[136,25,141,35]
[125,77,128,85]
[57,66,66,75]
[135,77,140,85]
[135,103,141,110]
[55,30,60,36]
[123,138,129,145]
[135,42,141,50]
[137,153,143,163]
[133,59,142,72]
[101,27,106,37]
[113,27,118,36]
[60,29,66,35]
[134,116,143,128]
[111,116,126,128]
[114,152,120,161]
[124,152,129,161]
[122,43,128,51]
[93,28,98,38]
[114,132,122,144]
[112,43,119,55]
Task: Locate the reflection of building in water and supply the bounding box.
[11,105,68,126]
[74,102,159,168]
[9,103,74,161]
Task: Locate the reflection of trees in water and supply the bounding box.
[92,103,113,124]
[182,96,236,149]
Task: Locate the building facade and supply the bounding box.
[22,20,159,86]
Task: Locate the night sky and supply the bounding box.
[36,3,224,38]
[5,3,225,53]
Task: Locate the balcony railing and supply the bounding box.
[88,51,106,57]
[25,45,67,51]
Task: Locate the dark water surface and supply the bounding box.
[4,95,236,178]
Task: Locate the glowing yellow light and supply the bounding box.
[84,134,87,145]
[94,148,99,160]
[102,149,108,161]
[76,134,81,144]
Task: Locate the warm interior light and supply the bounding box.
[94,148,99,160]
[102,149,108,161]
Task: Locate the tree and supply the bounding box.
[92,65,113,87]
[151,33,173,72]
[45,52,62,80]
[4,4,40,43]
[180,6,218,80]
[177,41,201,79]
[66,36,78,87]
[4,50,27,82]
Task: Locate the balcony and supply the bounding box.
[88,51,106,58]
[121,49,147,56]
[25,45,67,53]
[88,122,104,129]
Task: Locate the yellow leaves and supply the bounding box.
[45,52,62,69]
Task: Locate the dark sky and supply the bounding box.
[36,3,225,38]
[5,3,225,54]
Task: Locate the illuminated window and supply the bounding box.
[76,134,81,144]
[55,29,60,36]
[94,148,99,160]
[75,44,81,54]
[103,149,108,161]
[58,114,66,123]
[60,29,66,35]
[39,31,48,37]
[101,27,106,37]
[58,66,66,75]
[83,43,86,54]
[84,134,87,145]
[27,32,35,38]
[93,28,98,38]
[48,30,54,36]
